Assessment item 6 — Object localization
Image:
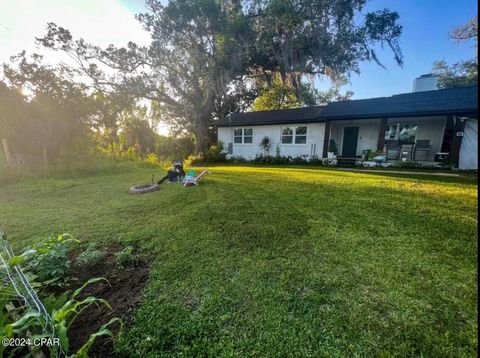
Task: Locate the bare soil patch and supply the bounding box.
[68,244,150,357]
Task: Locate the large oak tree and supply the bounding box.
[38,0,403,153]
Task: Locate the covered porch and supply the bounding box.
[322,114,476,167]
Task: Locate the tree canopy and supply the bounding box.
[252,77,352,111]
[433,16,477,89]
[37,0,403,152]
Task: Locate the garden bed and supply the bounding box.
[68,244,150,357]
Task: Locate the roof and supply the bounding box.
[217,85,478,127]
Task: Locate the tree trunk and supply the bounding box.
[193,91,215,154]
[194,118,208,154]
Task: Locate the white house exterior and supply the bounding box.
[217,85,478,169]
[218,123,326,160]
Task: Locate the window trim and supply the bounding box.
[233,127,253,145]
[281,125,308,145]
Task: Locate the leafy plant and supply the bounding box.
[226,156,249,164]
[1,277,122,358]
[392,161,436,169]
[115,246,136,268]
[362,149,376,161]
[185,153,205,167]
[76,243,105,268]
[204,142,227,163]
[291,155,309,165]
[328,139,337,154]
[52,277,120,353]
[21,234,80,290]
[259,136,271,155]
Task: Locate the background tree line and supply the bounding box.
[0,53,195,169]
[1,0,475,174]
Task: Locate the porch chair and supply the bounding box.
[399,143,415,161]
[384,140,400,160]
[413,140,431,161]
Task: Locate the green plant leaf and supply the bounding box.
[72,277,110,299]
[5,310,43,337]
[56,319,69,351]
[8,255,24,266]
[72,317,122,358]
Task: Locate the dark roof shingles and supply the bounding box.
[217,86,478,126]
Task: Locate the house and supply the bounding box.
[217,81,478,169]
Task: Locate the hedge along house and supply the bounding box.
[217,84,478,169]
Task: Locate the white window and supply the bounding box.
[295,126,307,144]
[281,126,307,144]
[234,129,243,143]
[385,123,417,143]
[244,128,253,143]
[233,128,253,144]
[281,127,294,144]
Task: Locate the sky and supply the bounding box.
[0,0,477,100]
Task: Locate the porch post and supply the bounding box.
[377,117,388,152]
[450,115,466,167]
[322,120,331,158]
[440,115,455,152]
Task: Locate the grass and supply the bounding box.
[0,165,477,357]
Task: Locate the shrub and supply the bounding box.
[362,149,377,161]
[392,161,436,169]
[253,154,275,164]
[291,155,309,165]
[115,246,136,268]
[76,243,106,268]
[227,156,249,164]
[309,155,324,166]
[204,142,227,163]
[246,154,324,166]
[185,153,205,167]
[22,234,80,289]
[145,153,160,166]
[259,136,271,155]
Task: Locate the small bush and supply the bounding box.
[227,156,249,164]
[392,161,436,169]
[185,153,205,167]
[76,243,106,268]
[309,155,324,165]
[291,155,309,165]
[145,153,160,166]
[253,154,275,164]
[204,142,227,163]
[362,149,376,161]
[115,246,136,267]
[245,154,324,166]
[259,136,271,155]
[23,234,80,289]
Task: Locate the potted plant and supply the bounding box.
[327,140,337,159]
[361,149,378,167]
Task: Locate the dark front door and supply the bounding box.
[342,127,359,157]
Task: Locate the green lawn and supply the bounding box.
[0,165,477,357]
